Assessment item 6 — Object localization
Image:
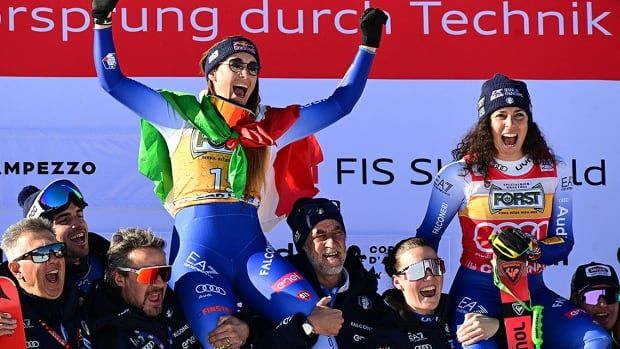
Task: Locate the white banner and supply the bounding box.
[1,77,618,297]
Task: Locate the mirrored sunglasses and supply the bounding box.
[27,179,86,218]
[221,59,260,76]
[397,258,445,281]
[117,265,172,285]
[581,287,619,305]
[13,242,66,263]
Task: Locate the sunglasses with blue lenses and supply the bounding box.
[581,287,619,305]
[397,258,446,281]
[27,179,86,218]
[13,242,66,263]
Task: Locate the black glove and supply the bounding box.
[360,8,388,48]
[92,0,119,25]
[489,227,533,260]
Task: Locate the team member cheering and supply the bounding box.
[416,74,611,348]
[91,0,387,346]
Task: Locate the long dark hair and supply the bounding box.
[451,115,554,180]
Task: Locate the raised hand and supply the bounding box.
[92,0,119,25]
[307,296,344,336]
[360,8,388,48]
[489,227,534,260]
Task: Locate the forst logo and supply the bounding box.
[190,129,229,158]
[489,183,545,213]
[271,272,304,292]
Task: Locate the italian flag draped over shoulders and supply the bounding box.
[138,92,323,231]
[257,104,324,232]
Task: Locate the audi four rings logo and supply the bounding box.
[195,283,226,295]
[473,221,547,253]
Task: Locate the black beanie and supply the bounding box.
[286,198,345,252]
[571,262,619,297]
[17,185,42,218]
[477,73,532,120]
[203,36,260,75]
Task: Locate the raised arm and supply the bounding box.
[276,8,388,147]
[416,161,467,251]
[92,0,183,129]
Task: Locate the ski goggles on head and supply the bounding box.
[27,179,87,218]
[301,199,341,217]
[13,242,66,263]
[581,287,619,305]
[117,265,172,284]
[396,258,445,281]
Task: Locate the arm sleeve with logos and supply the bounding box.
[93,27,184,130]
[416,160,468,252]
[538,158,574,264]
[276,47,376,148]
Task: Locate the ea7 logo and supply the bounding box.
[408,332,425,342]
[184,251,219,278]
[500,261,525,284]
[433,177,453,194]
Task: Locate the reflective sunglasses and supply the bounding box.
[397,258,445,281]
[13,242,66,263]
[581,287,619,305]
[27,179,86,218]
[117,265,172,284]
[220,58,260,76]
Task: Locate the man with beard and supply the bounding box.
[0,217,85,348]
[17,179,109,299]
[81,227,210,348]
[245,197,387,348]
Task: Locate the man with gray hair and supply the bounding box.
[0,217,84,348]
